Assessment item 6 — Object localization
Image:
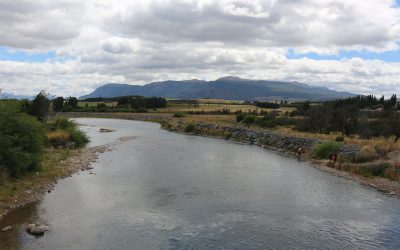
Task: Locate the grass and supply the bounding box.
[151,103,295,114]
[336,162,400,180]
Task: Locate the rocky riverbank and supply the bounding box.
[167,122,400,196]
[61,112,400,196]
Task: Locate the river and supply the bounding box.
[1,118,399,249]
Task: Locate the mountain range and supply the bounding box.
[80,76,355,101]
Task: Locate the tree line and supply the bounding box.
[236,95,400,141]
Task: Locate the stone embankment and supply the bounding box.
[175,122,361,158]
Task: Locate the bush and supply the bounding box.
[335,135,344,142]
[374,142,393,158]
[49,118,89,148]
[224,131,232,140]
[236,113,247,122]
[173,112,186,118]
[68,128,89,147]
[358,163,390,178]
[242,115,256,126]
[313,141,341,159]
[184,122,197,133]
[0,112,45,177]
[354,145,378,163]
[383,163,400,180]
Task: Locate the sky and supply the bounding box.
[0,0,400,97]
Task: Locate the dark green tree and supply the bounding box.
[379,95,385,105]
[52,97,64,111]
[65,97,78,109]
[30,91,49,121]
[390,94,397,107]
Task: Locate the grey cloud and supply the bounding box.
[0,0,84,49]
[107,0,400,50]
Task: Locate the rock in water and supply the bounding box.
[26,224,49,235]
[1,226,12,232]
[99,128,115,133]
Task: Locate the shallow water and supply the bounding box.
[1,118,399,249]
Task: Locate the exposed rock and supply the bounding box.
[192,123,361,158]
[1,226,12,232]
[99,128,116,133]
[26,224,49,235]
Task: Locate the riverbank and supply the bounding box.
[61,112,400,197]
[0,145,111,222]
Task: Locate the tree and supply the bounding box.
[390,94,397,108]
[30,91,49,121]
[65,97,78,109]
[52,97,64,111]
[379,95,385,105]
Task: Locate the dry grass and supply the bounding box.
[181,114,237,124]
[47,130,70,147]
[152,103,295,114]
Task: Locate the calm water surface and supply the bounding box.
[1,118,399,249]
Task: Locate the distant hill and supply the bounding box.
[81,76,356,101]
[0,92,33,100]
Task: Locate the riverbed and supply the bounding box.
[1,118,399,249]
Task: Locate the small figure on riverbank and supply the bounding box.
[329,152,338,167]
[297,147,303,159]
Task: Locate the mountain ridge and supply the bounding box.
[81,77,356,101]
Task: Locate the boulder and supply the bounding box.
[26,224,49,235]
[1,226,12,232]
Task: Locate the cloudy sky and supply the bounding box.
[0,0,400,97]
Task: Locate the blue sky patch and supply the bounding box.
[0,46,56,62]
[287,48,400,62]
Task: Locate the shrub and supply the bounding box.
[313,141,341,159]
[358,163,390,178]
[184,122,197,133]
[49,118,89,148]
[68,128,89,147]
[224,131,232,140]
[354,145,378,163]
[383,163,400,180]
[236,113,246,122]
[335,135,344,142]
[47,130,70,147]
[0,112,45,177]
[160,121,172,130]
[51,117,75,130]
[173,112,186,118]
[242,114,256,126]
[374,142,393,159]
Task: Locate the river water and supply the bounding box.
[1,118,399,249]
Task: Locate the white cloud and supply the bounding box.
[0,0,400,96]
